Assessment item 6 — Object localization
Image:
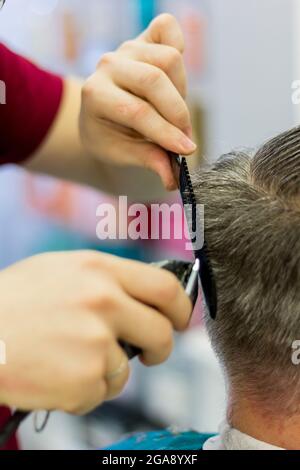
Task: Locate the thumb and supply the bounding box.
[140,13,185,53]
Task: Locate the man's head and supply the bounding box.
[193,126,300,417]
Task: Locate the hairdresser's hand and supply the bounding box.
[0,251,191,415]
[80,13,196,191]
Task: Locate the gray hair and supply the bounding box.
[193,126,300,416]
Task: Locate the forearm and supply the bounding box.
[25,78,166,201]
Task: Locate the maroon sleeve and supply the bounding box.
[0,407,18,450]
[0,43,64,164]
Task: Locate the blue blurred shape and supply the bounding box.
[137,0,157,30]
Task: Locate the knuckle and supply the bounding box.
[140,66,162,88]
[82,76,96,101]
[98,329,114,351]
[85,319,112,346]
[97,292,118,313]
[78,250,102,269]
[98,52,115,67]
[82,318,107,346]
[78,291,118,321]
[118,100,149,122]
[119,40,135,52]
[165,48,182,69]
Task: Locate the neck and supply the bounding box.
[229,395,300,450]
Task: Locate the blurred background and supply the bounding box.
[0,0,297,449]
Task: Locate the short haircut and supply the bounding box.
[192,125,300,415]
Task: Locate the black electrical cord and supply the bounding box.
[0,409,51,449]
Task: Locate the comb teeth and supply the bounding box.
[181,158,197,206]
[180,157,218,319]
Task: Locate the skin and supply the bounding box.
[27,14,196,194]
[229,390,300,450]
[0,14,194,414]
[0,251,191,415]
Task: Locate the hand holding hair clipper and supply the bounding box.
[0,151,218,448]
[0,257,199,447]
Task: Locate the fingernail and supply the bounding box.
[180,135,197,153]
[184,126,193,139]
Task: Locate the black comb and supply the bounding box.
[170,153,217,319]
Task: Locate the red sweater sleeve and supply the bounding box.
[0,43,64,164]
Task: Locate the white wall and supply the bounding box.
[207,0,295,158]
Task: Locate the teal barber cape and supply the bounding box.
[106,430,216,451]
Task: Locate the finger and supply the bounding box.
[113,295,174,366]
[99,127,178,190]
[95,81,196,155]
[141,13,185,53]
[120,41,187,97]
[79,113,177,189]
[127,141,178,191]
[101,255,192,332]
[110,58,191,132]
[105,342,130,401]
[68,380,108,416]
